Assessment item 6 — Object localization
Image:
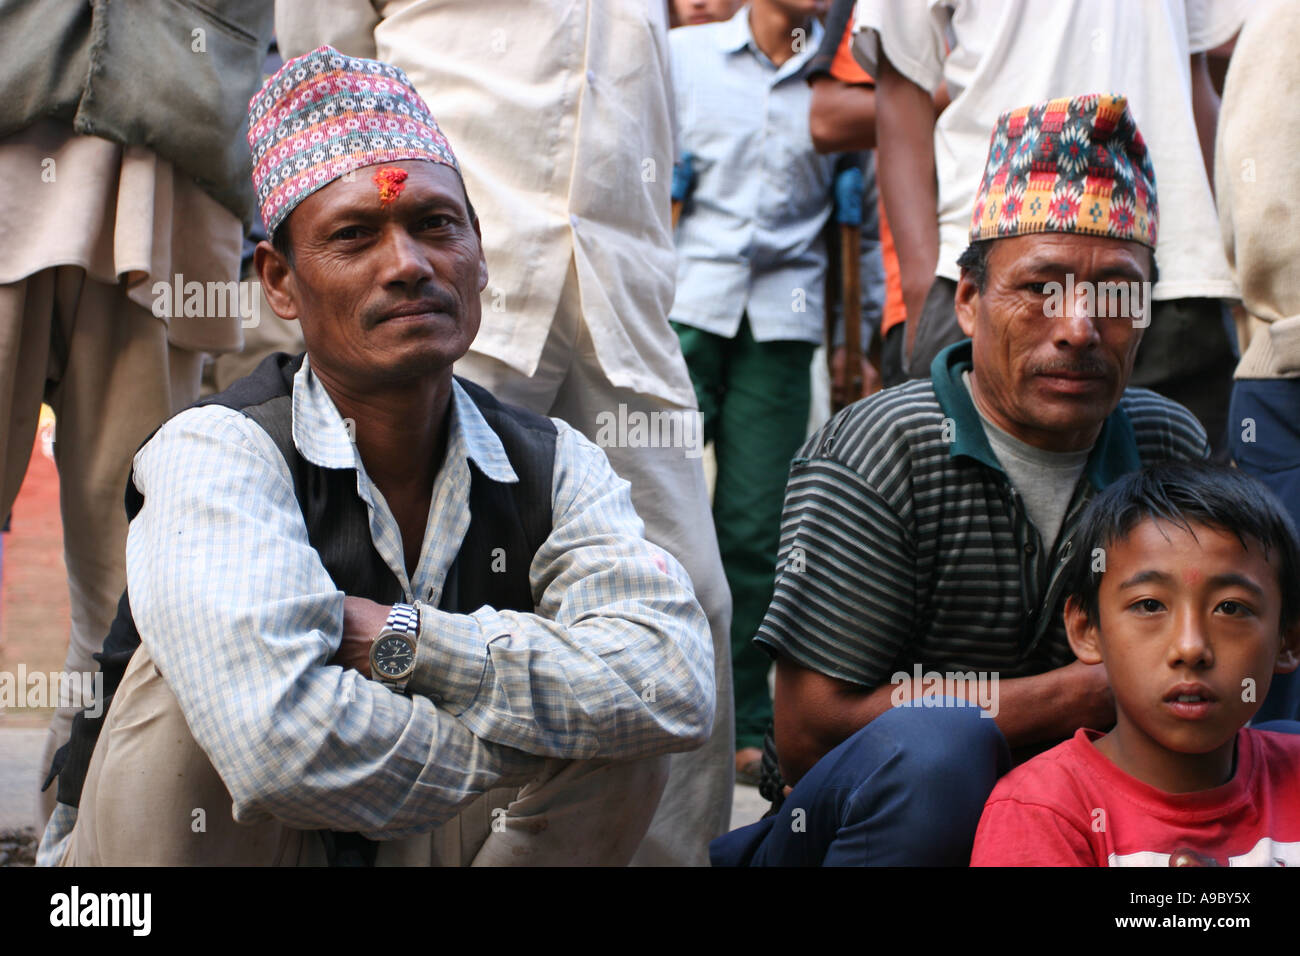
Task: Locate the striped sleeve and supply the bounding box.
[755,454,916,689]
[1123,388,1211,463]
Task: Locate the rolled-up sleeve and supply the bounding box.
[127,406,545,839]
[1184,0,1249,54]
[408,422,715,760]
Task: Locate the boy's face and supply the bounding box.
[1066,518,1300,792]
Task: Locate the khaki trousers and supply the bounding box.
[60,647,669,866]
[456,260,735,866]
[0,267,203,825]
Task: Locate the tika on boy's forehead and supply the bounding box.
[372,167,409,205]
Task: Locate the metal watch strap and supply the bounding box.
[385,602,420,637]
[376,602,420,690]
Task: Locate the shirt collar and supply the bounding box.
[717,5,823,75]
[930,340,1141,491]
[292,353,519,484]
[716,5,753,53]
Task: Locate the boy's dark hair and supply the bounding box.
[956,238,1160,292]
[1064,462,1300,632]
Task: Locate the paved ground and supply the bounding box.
[0,727,46,832]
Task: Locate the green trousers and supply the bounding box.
[673,317,815,751]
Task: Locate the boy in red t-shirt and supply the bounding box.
[972,463,1300,866]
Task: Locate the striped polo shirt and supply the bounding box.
[755,341,1209,687]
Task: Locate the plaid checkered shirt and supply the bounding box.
[38,354,713,859]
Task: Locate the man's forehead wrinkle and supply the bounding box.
[1014,255,1142,272]
[1007,241,1146,270]
[1007,257,1075,275]
[314,179,463,223]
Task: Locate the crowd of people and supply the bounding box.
[2,0,1297,868]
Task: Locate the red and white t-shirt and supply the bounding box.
[971,728,1300,867]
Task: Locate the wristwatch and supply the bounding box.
[368,602,421,692]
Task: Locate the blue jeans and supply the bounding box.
[1230,378,1300,722]
[711,701,1010,866]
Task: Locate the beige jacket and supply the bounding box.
[276,0,696,407]
[1215,0,1300,379]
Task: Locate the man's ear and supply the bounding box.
[954,271,979,339]
[1275,619,1300,675]
[1065,595,1105,664]
[473,216,488,294]
[255,240,300,322]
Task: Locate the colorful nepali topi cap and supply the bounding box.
[247,45,460,237]
[970,93,1157,248]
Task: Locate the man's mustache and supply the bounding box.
[365,289,459,328]
[1030,358,1111,377]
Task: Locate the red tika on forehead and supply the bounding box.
[373,166,408,205]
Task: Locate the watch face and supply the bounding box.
[373,634,415,679]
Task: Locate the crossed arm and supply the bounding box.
[773,655,1114,784]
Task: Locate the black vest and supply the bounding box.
[46,352,557,861]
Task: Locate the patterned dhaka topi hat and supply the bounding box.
[247,45,460,237]
[970,93,1157,248]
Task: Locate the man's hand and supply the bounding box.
[830,345,881,410]
[809,76,876,153]
[1059,658,1115,733]
[331,596,393,678]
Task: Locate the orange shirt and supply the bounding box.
[830,16,871,84]
[829,17,906,334]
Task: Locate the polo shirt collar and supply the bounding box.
[930,340,1141,491]
[291,353,519,484]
